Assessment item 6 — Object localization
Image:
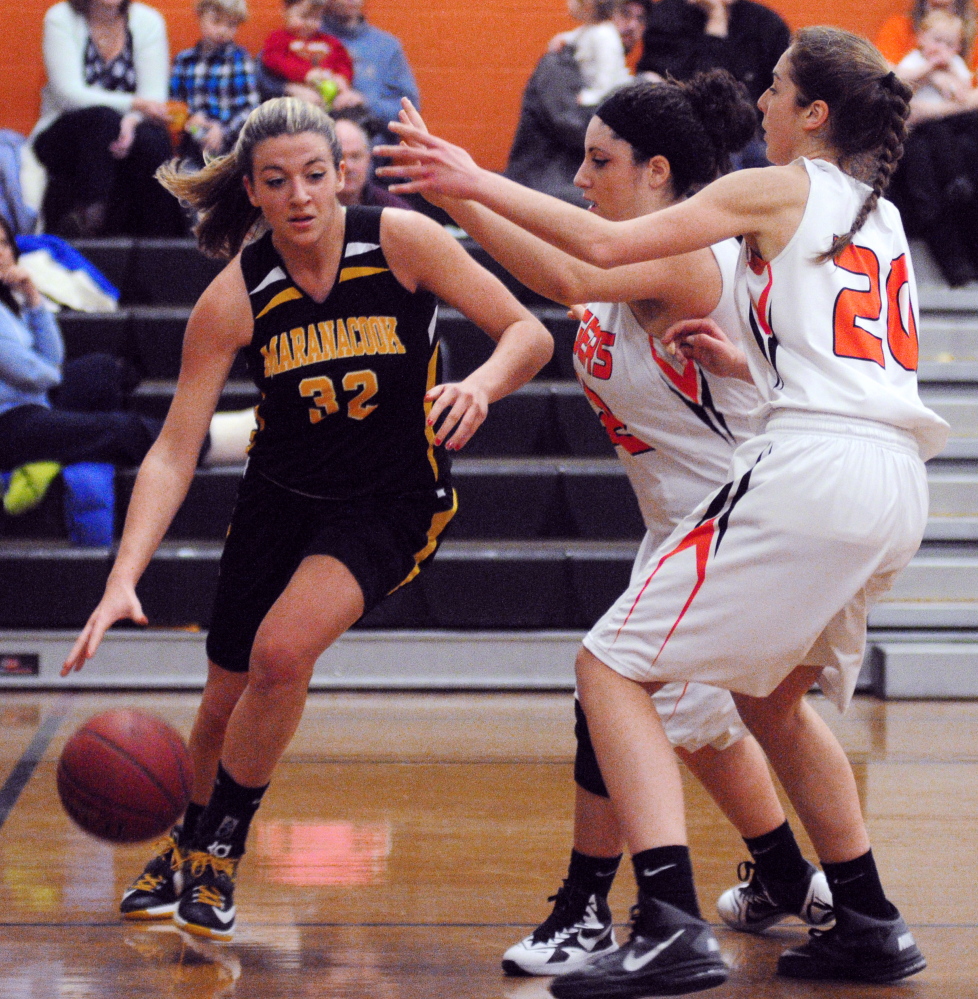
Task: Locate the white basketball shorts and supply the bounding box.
[584,411,929,712]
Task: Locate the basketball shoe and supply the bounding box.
[119,826,186,920]
[549,896,727,998]
[777,902,926,982]
[502,883,618,976]
[716,860,834,933]
[173,850,239,942]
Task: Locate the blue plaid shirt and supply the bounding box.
[169,42,259,141]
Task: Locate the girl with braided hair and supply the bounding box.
[379,25,947,995]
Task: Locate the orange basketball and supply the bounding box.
[57,709,192,844]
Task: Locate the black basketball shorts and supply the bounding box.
[205,469,456,672]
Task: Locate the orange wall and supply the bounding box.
[2,0,905,172]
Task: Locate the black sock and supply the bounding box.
[822,849,896,920]
[189,762,269,859]
[567,849,622,900]
[632,846,701,919]
[744,820,810,888]
[181,801,205,842]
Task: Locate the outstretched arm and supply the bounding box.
[381,209,553,450]
[62,262,252,673]
[377,122,783,267]
[389,100,712,313]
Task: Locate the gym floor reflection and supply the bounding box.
[1,691,977,997]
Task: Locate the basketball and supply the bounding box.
[56,709,192,844]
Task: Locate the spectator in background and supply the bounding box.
[31,0,185,237]
[876,0,976,70]
[636,0,789,166]
[505,0,647,205]
[169,0,259,168]
[321,0,420,141]
[0,212,255,520]
[260,0,357,109]
[332,109,411,209]
[890,9,978,284]
[550,0,632,108]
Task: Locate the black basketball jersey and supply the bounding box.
[239,206,451,499]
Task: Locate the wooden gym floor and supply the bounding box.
[1,689,977,998]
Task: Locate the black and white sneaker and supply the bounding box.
[549,896,727,998]
[502,883,618,976]
[172,850,239,942]
[716,860,834,933]
[119,826,186,920]
[777,902,926,983]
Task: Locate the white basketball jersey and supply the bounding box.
[736,157,949,460]
[574,239,759,535]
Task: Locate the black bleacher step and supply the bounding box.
[71,238,225,306]
[0,539,637,630]
[59,305,576,383]
[110,458,644,541]
[59,308,249,379]
[438,306,578,381]
[129,380,260,418]
[69,237,551,308]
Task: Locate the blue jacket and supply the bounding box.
[0,300,63,416]
[321,14,419,131]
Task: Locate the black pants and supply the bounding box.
[0,354,161,470]
[33,105,185,237]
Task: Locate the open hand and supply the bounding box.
[375,105,485,200]
[61,578,148,676]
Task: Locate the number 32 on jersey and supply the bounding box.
[833,244,918,371]
[299,369,379,423]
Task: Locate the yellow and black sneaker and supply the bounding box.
[173,850,239,942]
[120,827,186,920]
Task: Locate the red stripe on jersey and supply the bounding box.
[752,261,775,340]
[650,340,702,406]
[613,518,717,660]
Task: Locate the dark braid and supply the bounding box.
[789,27,912,262]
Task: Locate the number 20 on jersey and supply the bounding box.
[833,245,918,371]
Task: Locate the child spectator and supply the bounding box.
[261,0,354,109]
[550,0,632,106]
[891,10,978,284]
[169,0,259,167]
[897,9,975,108]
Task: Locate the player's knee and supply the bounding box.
[248,639,314,693]
[573,699,610,798]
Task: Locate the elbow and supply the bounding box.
[590,238,624,269]
[532,324,555,371]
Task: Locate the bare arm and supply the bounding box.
[443,197,717,315]
[62,262,252,673]
[388,99,716,317]
[381,209,553,449]
[377,124,804,267]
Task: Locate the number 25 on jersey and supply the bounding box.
[833,244,918,371]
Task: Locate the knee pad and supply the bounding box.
[573,698,609,798]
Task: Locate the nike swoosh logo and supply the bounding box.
[641,864,677,878]
[621,929,685,972]
[211,906,236,925]
[833,872,866,886]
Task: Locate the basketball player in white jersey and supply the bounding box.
[379,25,948,995]
[390,76,832,979]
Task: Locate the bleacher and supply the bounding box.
[1,237,977,694]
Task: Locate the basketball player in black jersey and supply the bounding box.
[62,97,553,941]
